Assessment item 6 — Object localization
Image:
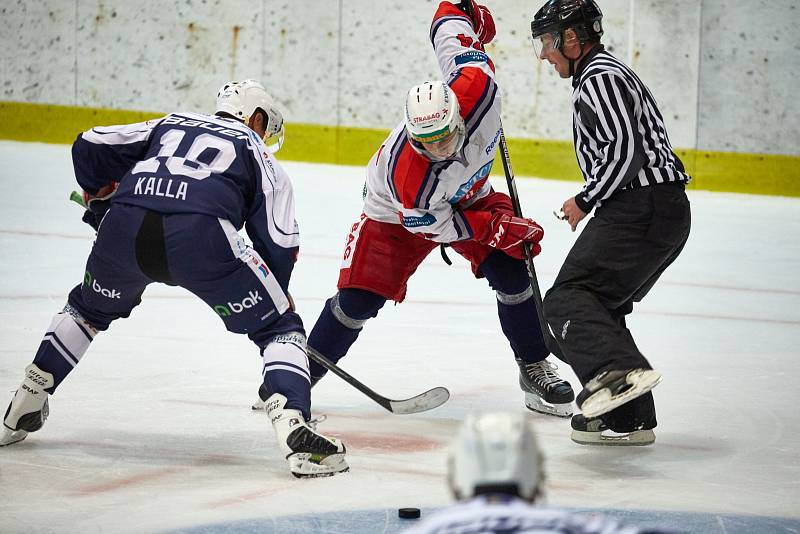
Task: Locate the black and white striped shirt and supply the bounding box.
[571,45,690,212]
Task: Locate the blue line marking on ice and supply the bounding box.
[162,507,800,533]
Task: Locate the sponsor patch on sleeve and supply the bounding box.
[454,51,489,66]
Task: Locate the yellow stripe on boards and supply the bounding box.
[1,101,797,197]
[0,102,163,144]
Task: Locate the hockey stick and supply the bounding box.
[307,348,450,415]
[70,190,86,207]
[458,1,565,361]
[496,131,565,361]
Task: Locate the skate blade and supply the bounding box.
[580,370,662,418]
[524,394,573,418]
[571,428,655,446]
[289,453,349,478]
[0,428,28,447]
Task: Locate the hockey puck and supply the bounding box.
[398,507,421,519]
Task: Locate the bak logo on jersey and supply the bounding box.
[214,291,263,317]
[84,271,121,299]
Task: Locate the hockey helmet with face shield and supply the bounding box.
[530,0,603,59]
[215,79,285,152]
[447,411,545,503]
[404,81,466,162]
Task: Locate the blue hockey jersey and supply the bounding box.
[71,112,300,290]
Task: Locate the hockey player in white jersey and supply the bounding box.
[293,0,575,417]
[402,411,678,534]
[1,80,348,478]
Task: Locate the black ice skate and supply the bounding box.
[570,414,655,446]
[517,358,574,418]
[265,393,348,478]
[576,368,662,418]
[1,364,53,446]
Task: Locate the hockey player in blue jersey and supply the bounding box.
[402,411,677,533]
[0,80,348,478]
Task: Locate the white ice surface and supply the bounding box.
[0,141,799,533]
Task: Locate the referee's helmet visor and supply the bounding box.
[532,32,560,60]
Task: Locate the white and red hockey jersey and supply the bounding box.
[362,2,502,244]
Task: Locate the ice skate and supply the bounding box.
[251,384,269,411]
[2,364,53,447]
[570,414,655,446]
[265,393,348,478]
[517,358,574,418]
[577,368,662,418]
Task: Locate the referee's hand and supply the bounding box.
[560,197,587,232]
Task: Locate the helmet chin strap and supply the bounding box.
[557,31,587,78]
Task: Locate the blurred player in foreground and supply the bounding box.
[402,411,677,533]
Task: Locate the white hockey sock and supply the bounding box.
[261,332,311,385]
[38,306,97,371]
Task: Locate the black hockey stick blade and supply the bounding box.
[307,348,450,415]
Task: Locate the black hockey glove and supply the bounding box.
[81,201,111,231]
[79,182,118,231]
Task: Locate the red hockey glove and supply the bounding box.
[461,1,496,44]
[484,213,543,259]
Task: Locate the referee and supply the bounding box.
[531,0,691,446]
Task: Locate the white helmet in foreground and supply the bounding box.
[404,81,466,162]
[448,411,545,503]
[216,79,285,152]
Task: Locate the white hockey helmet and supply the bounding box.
[215,79,285,152]
[447,411,545,503]
[404,81,465,162]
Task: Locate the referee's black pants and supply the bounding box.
[543,182,691,431]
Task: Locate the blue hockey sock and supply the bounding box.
[307,289,385,379]
[480,252,548,363]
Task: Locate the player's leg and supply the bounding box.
[3,204,150,446]
[306,289,386,384]
[170,214,346,477]
[450,241,574,418]
[306,216,437,384]
[253,313,348,478]
[455,191,573,417]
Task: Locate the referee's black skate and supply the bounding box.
[517,358,574,418]
[576,368,662,418]
[570,414,655,446]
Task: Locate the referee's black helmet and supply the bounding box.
[531,0,603,47]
